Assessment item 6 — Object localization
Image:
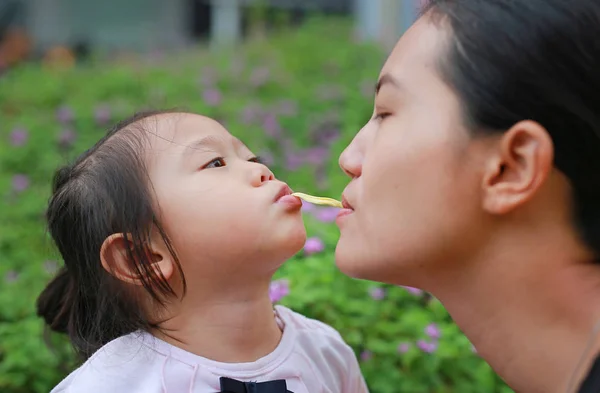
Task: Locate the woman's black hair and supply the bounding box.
[36,110,186,360]
[422,0,600,256]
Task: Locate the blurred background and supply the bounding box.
[0,1,512,392]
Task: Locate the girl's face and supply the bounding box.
[145,113,306,284]
[336,18,490,285]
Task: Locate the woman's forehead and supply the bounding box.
[379,16,445,86]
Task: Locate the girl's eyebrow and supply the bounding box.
[182,135,227,156]
[181,135,248,158]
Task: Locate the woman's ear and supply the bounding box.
[481,120,554,214]
[100,233,174,286]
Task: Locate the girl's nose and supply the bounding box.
[250,163,275,186]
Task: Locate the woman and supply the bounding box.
[335,1,600,392]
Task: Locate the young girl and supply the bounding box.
[37,110,368,393]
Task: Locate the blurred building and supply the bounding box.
[1,0,418,57]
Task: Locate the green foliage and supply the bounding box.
[0,17,511,393]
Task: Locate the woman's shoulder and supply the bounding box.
[49,332,167,393]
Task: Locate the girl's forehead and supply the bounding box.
[147,113,234,150]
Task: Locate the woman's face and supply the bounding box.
[336,18,490,285]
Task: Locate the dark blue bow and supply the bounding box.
[219,377,293,393]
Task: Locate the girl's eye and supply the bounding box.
[203,157,226,169]
[248,156,264,164]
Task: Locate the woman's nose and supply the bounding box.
[339,129,368,178]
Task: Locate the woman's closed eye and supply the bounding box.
[374,112,392,122]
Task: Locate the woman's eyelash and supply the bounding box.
[374,112,391,121]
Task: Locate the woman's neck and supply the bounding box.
[426,225,600,393]
[154,278,282,363]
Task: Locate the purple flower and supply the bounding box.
[94,104,112,125]
[304,237,325,255]
[417,339,438,354]
[397,342,411,354]
[360,350,372,362]
[258,150,274,167]
[199,67,217,87]
[202,88,222,106]
[315,165,329,191]
[240,104,263,124]
[301,200,316,213]
[269,279,289,303]
[276,100,298,117]
[9,127,28,146]
[305,147,328,166]
[58,128,77,149]
[314,207,340,223]
[4,270,19,283]
[12,174,30,192]
[425,323,441,340]
[285,151,304,171]
[43,260,59,275]
[316,85,343,101]
[369,287,386,300]
[314,128,341,145]
[56,105,74,124]
[263,113,282,138]
[402,285,424,296]
[250,67,271,87]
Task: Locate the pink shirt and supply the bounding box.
[51,305,369,393]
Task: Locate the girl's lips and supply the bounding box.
[274,185,302,209]
[274,184,293,202]
[277,194,303,208]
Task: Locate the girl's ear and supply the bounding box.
[100,233,174,286]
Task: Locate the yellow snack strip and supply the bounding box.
[291,192,343,208]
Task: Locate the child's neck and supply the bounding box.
[154,280,282,363]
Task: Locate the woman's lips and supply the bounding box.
[336,194,354,224]
[336,208,353,220]
[341,194,354,210]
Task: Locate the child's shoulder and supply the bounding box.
[275,305,369,392]
[275,305,353,354]
[50,332,165,393]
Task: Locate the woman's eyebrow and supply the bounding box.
[376,73,404,95]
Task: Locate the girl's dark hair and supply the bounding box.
[36,110,186,360]
[422,0,600,256]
